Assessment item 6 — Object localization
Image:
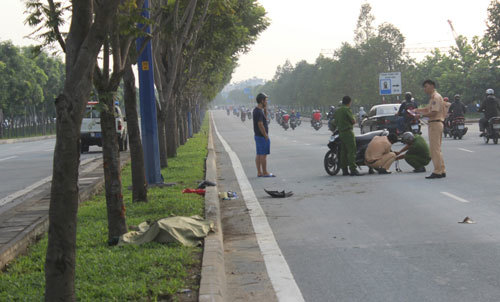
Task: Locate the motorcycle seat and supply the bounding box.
[355,130,387,144]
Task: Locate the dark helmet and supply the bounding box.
[405,92,412,101]
[454,94,461,101]
[256,93,268,103]
[330,106,335,111]
[401,132,415,144]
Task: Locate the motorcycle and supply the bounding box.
[483,117,500,144]
[312,120,322,131]
[324,129,389,175]
[282,114,290,130]
[405,109,421,135]
[444,116,467,139]
[241,111,246,122]
[290,116,297,130]
[226,109,230,116]
[247,110,252,120]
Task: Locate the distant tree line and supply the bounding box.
[0,41,64,137]
[226,1,500,113]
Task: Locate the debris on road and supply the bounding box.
[264,189,294,198]
[198,180,217,189]
[219,191,239,200]
[182,188,206,196]
[458,216,476,224]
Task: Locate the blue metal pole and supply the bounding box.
[137,0,163,184]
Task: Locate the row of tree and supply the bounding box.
[23,0,268,300]
[225,1,500,111]
[0,42,64,137]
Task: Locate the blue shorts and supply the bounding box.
[255,136,270,155]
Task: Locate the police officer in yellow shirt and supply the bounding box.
[415,80,450,179]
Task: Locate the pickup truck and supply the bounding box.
[80,101,128,153]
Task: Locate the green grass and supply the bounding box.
[0,119,209,301]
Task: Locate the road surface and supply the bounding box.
[213,110,500,302]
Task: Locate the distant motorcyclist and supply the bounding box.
[311,109,322,126]
[396,132,431,173]
[449,94,466,118]
[479,89,500,136]
[397,92,418,131]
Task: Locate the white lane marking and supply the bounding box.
[213,117,305,302]
[0,156,18,162]
[458,148,474,153]
[0,157,99,208]
[305,143,311,146]
[292,140,297,143]
[441,192,470,203]
[44,149,54,152]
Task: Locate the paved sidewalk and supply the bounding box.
[0,152,130,269]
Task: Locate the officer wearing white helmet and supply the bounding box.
[395,132,431,173]
[479,88,500,136]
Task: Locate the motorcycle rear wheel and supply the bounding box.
[324,149,340,176]
[494,138,498,144]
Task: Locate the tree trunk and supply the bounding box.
[45,0,121,299]
[123,62,147,202]
[179,111,186,145]
[45,95,81,301]
[157,110,168,168]
[99,94,128,243]
[166,103,178,158]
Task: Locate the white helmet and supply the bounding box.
[486,88,495,95]
[401,132,415,145]
[360,107,364,111]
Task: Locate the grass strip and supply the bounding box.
[0,118,209,301]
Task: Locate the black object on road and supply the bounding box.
[198,180,217,189]
[264,189,293,198]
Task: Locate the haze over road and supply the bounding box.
[213,110,500,302]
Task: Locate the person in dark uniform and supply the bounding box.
[333,96,362,176]
[397,92,418,131]
[479,89,500,136]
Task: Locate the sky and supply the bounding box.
[0,0,494,84]
[230,0,494,83]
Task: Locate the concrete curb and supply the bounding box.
[0,153,130,270]
[0,135,56,145]
[199,112,227,302]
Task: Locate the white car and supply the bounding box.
[80,101,128,153]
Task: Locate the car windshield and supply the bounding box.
[84,107,100,118]
[376,105,399,116]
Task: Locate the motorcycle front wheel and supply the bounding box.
[324,149,340,176]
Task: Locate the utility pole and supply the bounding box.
[137,0,163,185]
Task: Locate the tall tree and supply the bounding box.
[354,2,375,45]
[24,0,121,300]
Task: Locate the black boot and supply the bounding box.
[342,168,349,176]
[350,167,363,176]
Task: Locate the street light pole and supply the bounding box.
[137,0,163,185]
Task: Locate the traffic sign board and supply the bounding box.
[379,72,402,95]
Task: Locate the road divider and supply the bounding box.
[213,119,305,302]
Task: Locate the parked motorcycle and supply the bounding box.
[444,116,467,139]
[483,117,500,144]
[324,129,389,175]
[405,109,421,135]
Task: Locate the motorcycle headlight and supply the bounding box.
[329,135,339,142]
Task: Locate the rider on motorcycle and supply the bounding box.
[396,132,431,173]
[479,89,500,136]
[312,109,322,126]
[397,92,418,131]
[446,94,466,126]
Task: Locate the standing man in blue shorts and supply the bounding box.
[253,93,275,177]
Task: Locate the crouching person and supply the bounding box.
[365,133,399,174]
[396,132,431,173]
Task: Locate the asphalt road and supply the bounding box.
[0,139,102,201]
[213,110,500,302]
